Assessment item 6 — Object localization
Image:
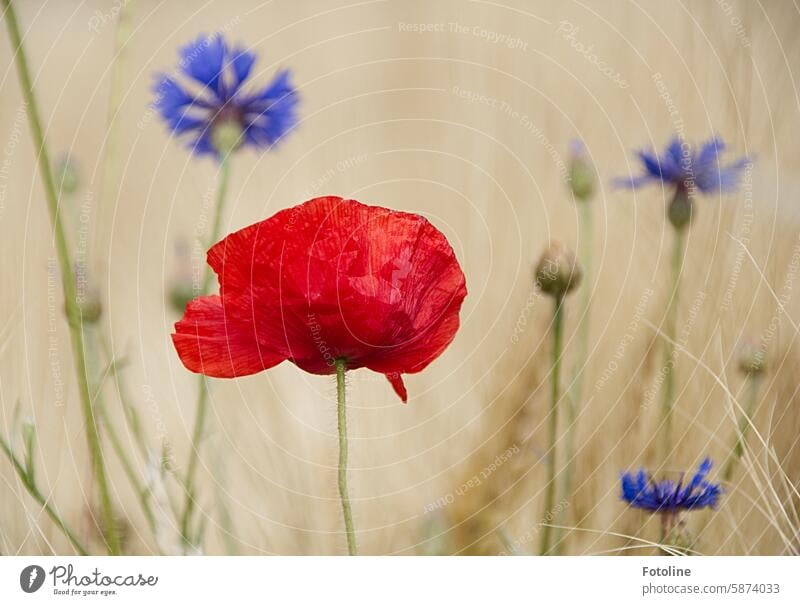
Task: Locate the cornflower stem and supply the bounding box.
[722,374,761,483]
[539,296,564,556]
[556,201,593,554]
[336,358,357,555]
[180,153,232,547]
[0,435,89,555]
[659,512,679,556]
[3,0,120,554]
[661,226,686,461]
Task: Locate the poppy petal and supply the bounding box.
[385,372,408,403]
[172,295,284,377]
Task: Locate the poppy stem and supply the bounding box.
[2,0,120,555]
[181,152,232,548]
[722,373,761,482]
[335,358,358,555]
[540,296,564,556]
[661,223,686,461]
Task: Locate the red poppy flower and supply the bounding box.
[172,196,467,402]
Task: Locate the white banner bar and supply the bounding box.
[1,556,797,604]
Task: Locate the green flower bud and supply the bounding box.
[211,120,243,157]
[65,263,102,326]
[737,338,766,376]
[535,241,582,299]
[169,281,195,314]
[54,154,80,195]
[168,240,197,314]
[567,140,595,201]
[668,187,693,231]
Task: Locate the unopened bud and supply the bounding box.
[54,154,80,195]
[169,282,195,314]
[567,140,594,201]
[668,187,693,231]
[66,263,102,326]
[737,338,766,376]
[168,240,196,313]
[535,241,582,298]
[211,120,243,157]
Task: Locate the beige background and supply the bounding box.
[1,0,799,555]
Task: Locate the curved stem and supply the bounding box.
[180,154,232,547]
[336,358,357,555]
[661,226,686,461]
[540,297,564,555]
[3,0,120,554]
[1,435,89,555]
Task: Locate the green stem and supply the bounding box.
[2,0,120,554]
[180,154,232,547]
[661,227,686,461]
[659,512,678,556]
[0,436,89,555]
[97,334,150,464]
[336,358,357,555]
[540,297,564,555]
[723,374,761,482]
[96,0,134,257]
[556,201,593,554]
[96,403,157,535]
[87,329,158,538]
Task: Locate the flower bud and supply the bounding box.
[54,154,80,195]
[211,120,243,157]
[567,140,595,201]
[168,240,197,314]
[66,263,102,326]
[668,187,693,231]
[535,242,582,298]
[737,338,766,376]
[169,282,195,314]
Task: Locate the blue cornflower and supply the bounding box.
[620,458,723,513]
[615,136,749,195]
[153,34,299,157]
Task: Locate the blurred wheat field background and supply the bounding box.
[1,0,799,555]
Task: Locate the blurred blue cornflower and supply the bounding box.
[615,136,749,230]
[620,458,722,513]
[615,136,750,195]
[153,34,299,157]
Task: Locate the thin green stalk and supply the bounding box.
[87,331,158,536]
[180,154,232,546]
[97,334,150,464]
[336,358,357,555]
[96,0,134,257]
[556,201,593,554]
[723,374,761,482]
[661,227,686,460]
[96,403,157,534]
[210,441,240,555]
[540,297,564,556]
[3,0,120,554]
[0,436,89,555]
[659,512,678,556]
